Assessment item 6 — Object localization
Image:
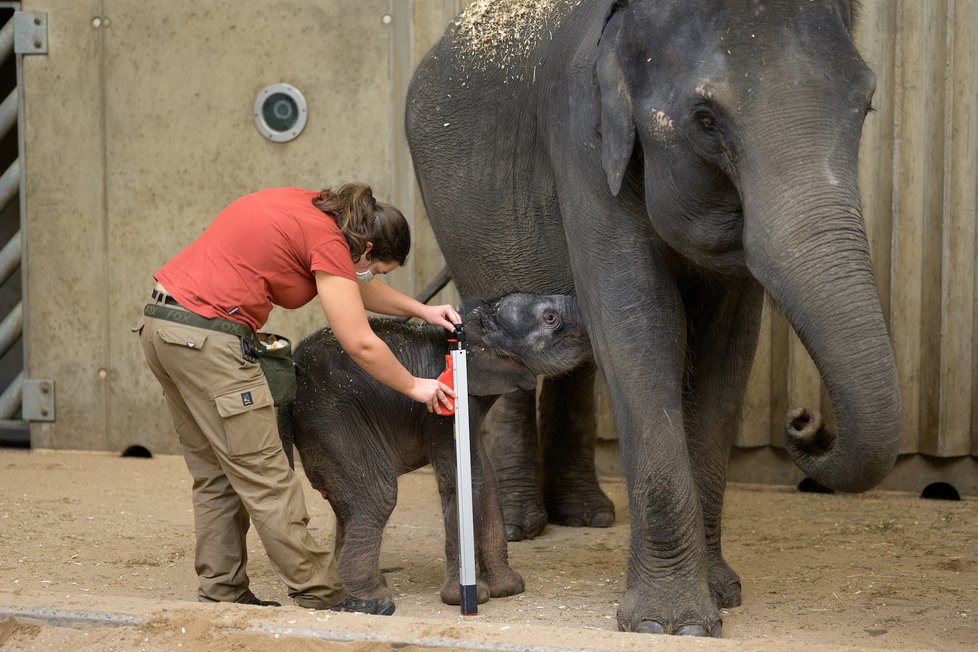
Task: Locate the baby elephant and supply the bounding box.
[277,292,590,607]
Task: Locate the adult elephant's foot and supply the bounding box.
[538,362,613,528]
[483,388,546,541]
[617,583,722,638]
[709,555,742,609]
[440,578,491,606]
[544,476,615,528]
[499,485,548,541]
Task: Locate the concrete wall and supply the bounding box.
[21,0,442,453]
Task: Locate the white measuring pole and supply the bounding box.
[450,324,478,615]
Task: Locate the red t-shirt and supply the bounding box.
[155,187,355,331]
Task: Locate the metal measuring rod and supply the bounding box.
[435,323,478,615]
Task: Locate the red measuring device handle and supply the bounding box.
[434,327,463,416]
[434,353,455,416]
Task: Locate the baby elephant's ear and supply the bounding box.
[467,355,537,396]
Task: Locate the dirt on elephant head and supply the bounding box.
[453,0,584,71]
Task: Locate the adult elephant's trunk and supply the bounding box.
[742,167,902,493]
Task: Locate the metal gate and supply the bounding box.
[0,3,49,447]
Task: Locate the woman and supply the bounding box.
[136,183,458,615]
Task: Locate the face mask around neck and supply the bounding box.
[355,269,374,284]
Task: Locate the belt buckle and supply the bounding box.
[152,289,174,306]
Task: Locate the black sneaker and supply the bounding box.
[239,592,281,607]
[328,596,395,616]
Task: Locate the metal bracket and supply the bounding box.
[14,12,48,55]
[22,378,55,421]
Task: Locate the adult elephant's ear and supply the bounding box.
[596,2,635,197]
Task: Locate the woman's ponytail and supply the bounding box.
[312,183,378,261]
[313,183,410,265]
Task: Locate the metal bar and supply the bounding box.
[0,2,29,445]
[451,327,478,616]
[0,300,21,358]
[394,266,453,323]
[0,158,19,211]
[0,421,29,446]
[415,265,452,304]
[0,87,15,137]
[0,370,22,419]
[0,14,13,65]
[0,229,19,285]
[14,0,30,448]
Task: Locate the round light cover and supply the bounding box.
[254,83,308,142]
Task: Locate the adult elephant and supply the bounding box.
[406,0,901,637]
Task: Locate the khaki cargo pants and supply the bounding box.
[136,306,346,608]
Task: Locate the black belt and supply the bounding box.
[151,289,181,307]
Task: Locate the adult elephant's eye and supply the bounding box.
[696,110,719,131]
[542,310,561,328]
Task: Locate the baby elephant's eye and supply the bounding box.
[542,309,561,328]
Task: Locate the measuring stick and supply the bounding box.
[438,323,478,615]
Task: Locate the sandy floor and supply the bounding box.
[0,449,975,651]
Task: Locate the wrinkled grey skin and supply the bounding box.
[277,292,591,607]
[406,0,901,637]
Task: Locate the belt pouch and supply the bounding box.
[255,333,296,407]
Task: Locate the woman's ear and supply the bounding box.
[363,242,374,256]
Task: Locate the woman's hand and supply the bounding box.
[418,303,462,331]
[410,377,457,413]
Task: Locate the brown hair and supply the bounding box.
[312,183,410,264]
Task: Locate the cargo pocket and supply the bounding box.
[130,317,145,334]
[156,325,208,351]
[214,382,277,457]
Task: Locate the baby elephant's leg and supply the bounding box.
[474,440,525,598]
[430,446,491,605]
[330,471,398,600]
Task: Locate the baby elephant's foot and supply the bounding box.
[484,566,525,598]
[440,578,491,606]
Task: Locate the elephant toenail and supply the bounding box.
[675,624,709,636]
[724,585,742,608]
[588,510,615,527]
[636,620,665,634]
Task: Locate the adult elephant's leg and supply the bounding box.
[596,298,717,636]
[558,188,718,633]
[483,388,547,541]
[539,361,615,527]
[681,276,764,610]
[572,262,715,632]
